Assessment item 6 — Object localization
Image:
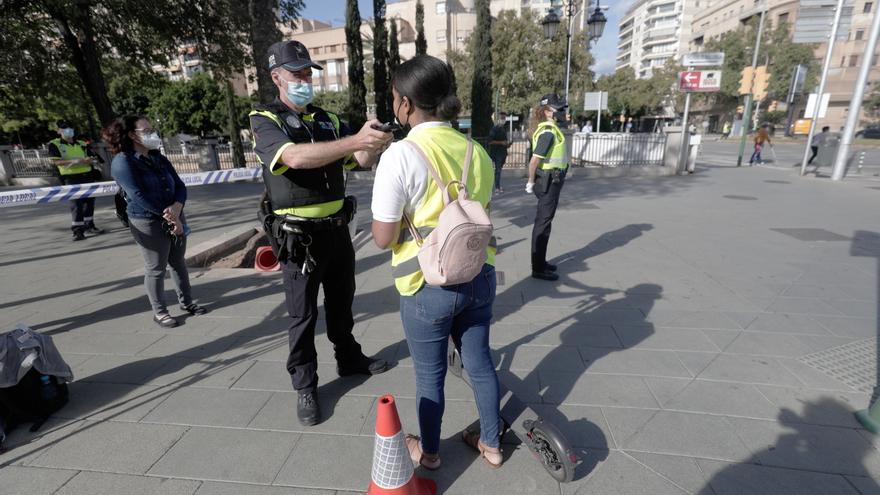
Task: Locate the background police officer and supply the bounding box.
[526,94,569,281]
[48,120,103,241]
[249,40,393,426]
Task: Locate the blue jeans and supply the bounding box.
[400,264,501,454]
[750,145,762,163]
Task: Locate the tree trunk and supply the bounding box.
[225,80,246,168]
[47,3,115,125]
[249,0,284,104]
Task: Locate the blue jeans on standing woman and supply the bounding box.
[400,264,501,455]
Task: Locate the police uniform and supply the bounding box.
[250,40,387,425]
[47,123,102,241]
[530,94,568,279]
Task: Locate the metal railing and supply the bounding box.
[9,149,55,178]
[570,133,667,167]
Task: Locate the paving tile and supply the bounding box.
[494,344,585,373]
[137,334,239,361]
[579,347,692,378]
[644,310,744,330]
[561,450,688,495]
[143,387,272,427]
[74,355,172,385]
[610,409,752,461]
[754,386,868,428]
[30,421,187,474]
[701,330,742,352]
[646,378,778,419]
[625,451,709,494]
[489,322,622,348]
[56,472,202,495]
[51,332,164,355]
[743,313,833,336]
[196,481,332,495]
[696,354,804,387]
[230,360,293,392]
[0,418,84,466]
[142,358,257,388]
[777,358,859,391]
[728,416,880,477]
[698,459,860,495]
[57,382,173,422]
[845,475,880,495]
[528,404,613,450]
[251,392,374,434]
[825,299,878,319]
[149,427,300,484]
[783,285,855,300]
[813,316,879,339]
[0,466,78,495]
[765,297,845,316]
[615,325,719,352]
[539,371,660,408]
[722,332,818,357]
[675,351,720,377]
[274,434,372,491]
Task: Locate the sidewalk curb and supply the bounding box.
[185,224,259,268]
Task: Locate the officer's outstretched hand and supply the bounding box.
[525,182,534,194]
[356,119,394,155]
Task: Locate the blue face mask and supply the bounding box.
[287,81,314,107]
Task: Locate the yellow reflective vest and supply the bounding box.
[531,121,568,170]
[390,125,497,296]
[49,139,91,176]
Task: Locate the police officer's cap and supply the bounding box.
[267,41,323,72]
[539,93,567,111]
[56,119,72,129]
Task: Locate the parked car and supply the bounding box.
[855,126,880,139]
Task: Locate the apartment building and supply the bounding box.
[688,0,879,130]
[616,0,696,78]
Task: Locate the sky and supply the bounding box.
[299,0,634,76]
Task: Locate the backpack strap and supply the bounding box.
[458,138,474,200]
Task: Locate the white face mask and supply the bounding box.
[61,128,74,139]
[138,132,162,150]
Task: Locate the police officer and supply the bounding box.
[48,120,103,241]
[250,40,393,426]
[526,94,568,281]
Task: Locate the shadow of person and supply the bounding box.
[702,399,880,494]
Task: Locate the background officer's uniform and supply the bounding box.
[530,94,569,276]
[47,126,103,240]
[249,42,387,425]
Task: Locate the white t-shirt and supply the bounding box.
[371,121,451,223]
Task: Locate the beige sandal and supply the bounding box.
[462,428,503,468]
[405,434,441,470]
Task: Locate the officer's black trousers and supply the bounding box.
[61,173,96,231]
[281,225,362,393]
[531,170,566,271]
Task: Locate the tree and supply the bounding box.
[373,0,392,123]
[866,82,880,125]
[147,73,251,137]
[470,0,493,137]
[447,49,473,114]
[763,22,818,103]
[389,18,401,76]
[415,0,428,56]
[346,0,368,129]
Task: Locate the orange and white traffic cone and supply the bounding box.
[366,395,437,495]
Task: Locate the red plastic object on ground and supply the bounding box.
[366,395,437,495]
[254,246,280,272]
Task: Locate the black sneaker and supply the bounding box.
[337,354,390,377]
[531,269,559,281]
[180,303,208,315]
[86,226,104,235]
[72,229,86,241]
[297,390,320,426]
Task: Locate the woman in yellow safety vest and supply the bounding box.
[370,55,502,470]
[526,93,569,281]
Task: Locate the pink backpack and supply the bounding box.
[402,139,494,286]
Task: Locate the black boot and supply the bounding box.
[337,353,390,377]
[297,390,320,426]
[72,228,86,241]
[531,269,559,281]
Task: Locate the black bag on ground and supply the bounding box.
[0,368,69,434]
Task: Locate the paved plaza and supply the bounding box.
[1,154,880,494]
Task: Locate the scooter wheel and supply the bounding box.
[526,421,577,483]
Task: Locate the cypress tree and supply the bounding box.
[373,0,392,122]
[388,18,400,76]
[345,0,368,130]
[470,0,493,137]
[415,0,428,56]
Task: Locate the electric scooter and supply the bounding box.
[447,338,577,483]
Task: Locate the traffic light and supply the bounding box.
[738,67,754,95]
[753,65,770,101]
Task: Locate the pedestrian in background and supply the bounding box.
[103,115,207,328]
[721,121,731,139]
[48,120,104,241]
[581,121,593,134]
[749,124,772,166]
[371,55,502,470]
[808,126,830,165]
[487,112,509,194]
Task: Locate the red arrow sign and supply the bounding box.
[679,71,701,91]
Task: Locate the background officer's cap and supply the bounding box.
[267,41,323,72]
[539,93,568,110]
[56,119,71,129]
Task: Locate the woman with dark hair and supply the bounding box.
[370,55,502,470]
[103,116,207,328]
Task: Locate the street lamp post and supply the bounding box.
[542,0,606,107]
